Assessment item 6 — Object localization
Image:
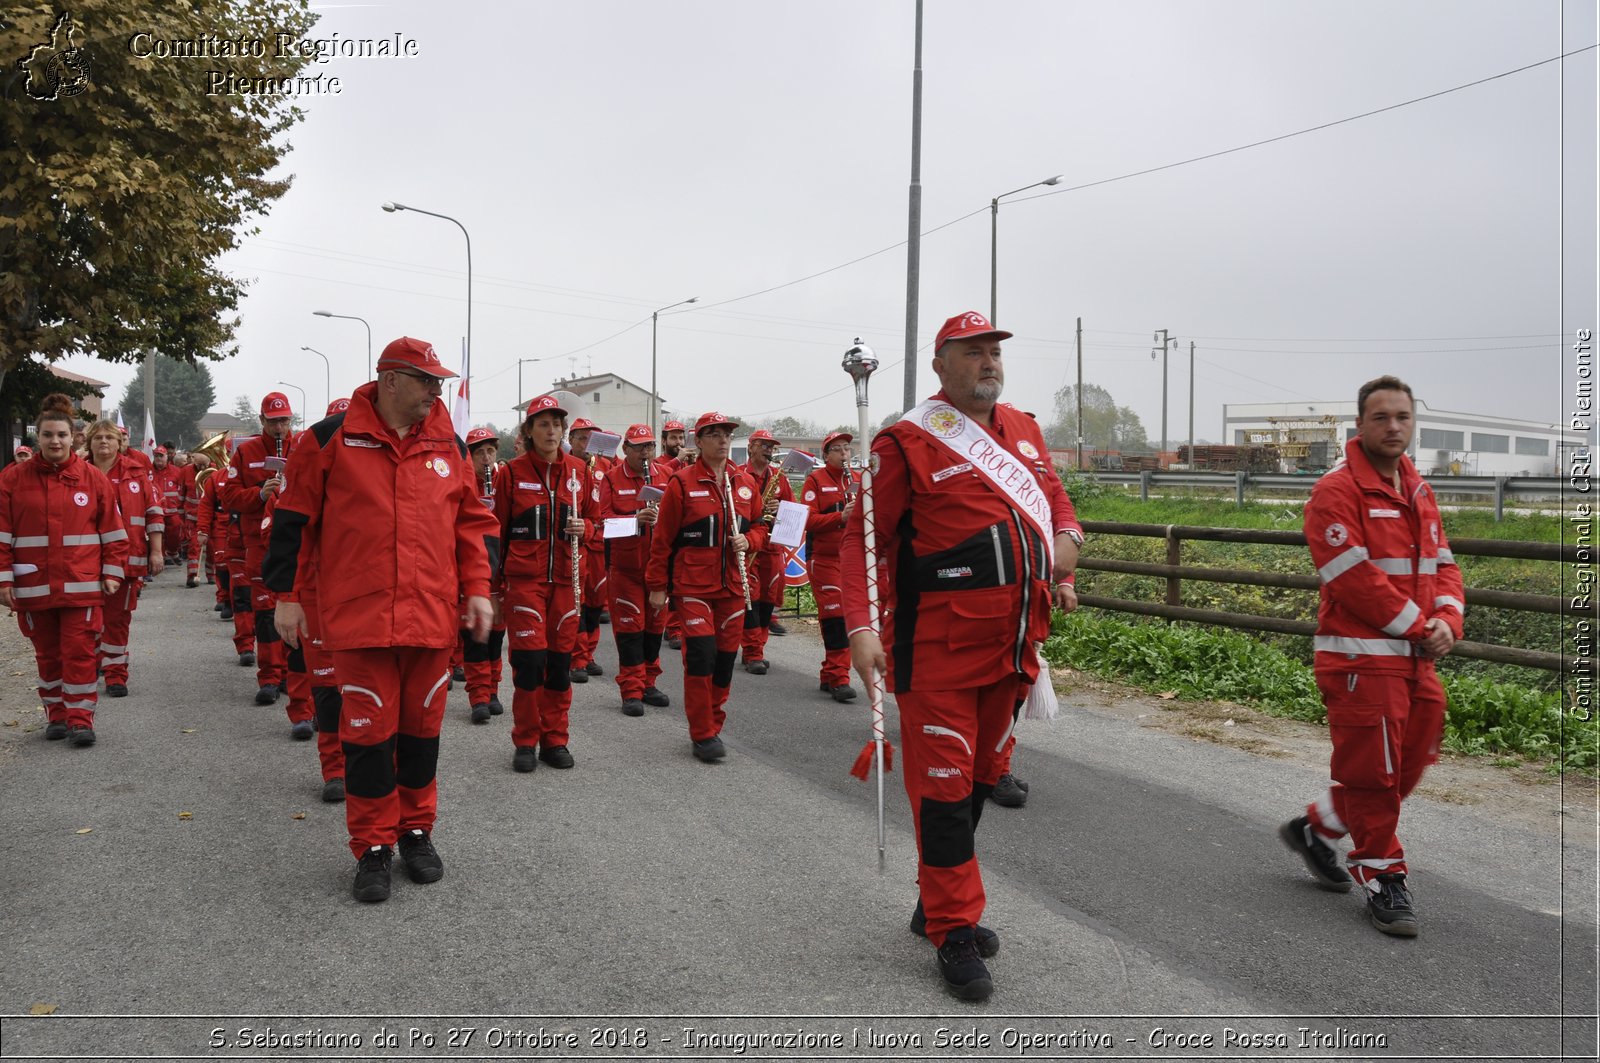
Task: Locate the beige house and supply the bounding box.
[515,372,662,433]
[49,365,109,419]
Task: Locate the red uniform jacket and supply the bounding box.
[97,454,162,578]
[217,433,297,530]
[178,463,200,522]
[596,458,662,574]
[263,383,500,651]
[151,462,183,524]
[1305,438,1466,674]
[493,451,597,590]
[645,459,768,598]
[840,395,1079,692]
[740,461,796,559]
[0,454,129,610]
[800,463,859,560]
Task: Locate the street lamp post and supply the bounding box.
[516,356,565,414]
[381,201,470,386]
[274,381,306,424]
[311,310,373,380]
[299,346,332,414]
[990,174,1062,322]
[650,296,698,435]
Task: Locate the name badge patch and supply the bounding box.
[689,490,710,498]
[932,462,973,483]
[343,438,381,449]
[1369,508,1401,518]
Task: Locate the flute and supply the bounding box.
[570,477,582,609]
[724,471,752,609]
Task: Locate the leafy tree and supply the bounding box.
[118,356,217,447]
[877,409,905,432]
[0,1,318,399]
[231,394,258,424]
[1046,384,1150,453]
[770,416,820,438]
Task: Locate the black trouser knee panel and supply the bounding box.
[509,649,546,691]
[394,732,440,790]
[642,631,663,664]
[919,794,976,868]
[286,644,306,674]
[580,605,603,633]
[616,632,644,668]
[544,651,572,691]
[821,616,849,651]
[232,583,252,611]
[684,635,716,676]
[312,686,341,733]
[460,629,500,663]
[254,610,281,644]
[343,737,397,799]
[712,649,737,688]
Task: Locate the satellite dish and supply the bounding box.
[543,389,588,421]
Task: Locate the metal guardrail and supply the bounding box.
[1086,471,1569,519]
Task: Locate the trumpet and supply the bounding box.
[570,478,582,609]
[480,461,495,502]
[725,471,752,610]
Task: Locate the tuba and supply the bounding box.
[192,431,231,492]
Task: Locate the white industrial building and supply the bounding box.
[514,371,662,432]
[1223,399,1583,477]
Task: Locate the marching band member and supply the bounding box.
[0,395,130,748]
[596,423,671,716]
[85,420,163,698]
[801,431,860,702]
[150,447,183,565]
[494,395,598,774]
[179,452,203,586]
[645,412,766,763]
[842,311,1081,1001]
[653,419,690,649]
[462,427,507,724]
[738,428,794,674]
[567,417,611,683]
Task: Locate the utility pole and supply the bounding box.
[1075,316,1084,471]
[901,0,924,414]
[1188,340,1196,467]
[1152,328,1175,460]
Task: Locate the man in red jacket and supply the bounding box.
[1280,376,1464,938]
[842,311,1081,1001]
[802,431,860,700]
[268,337,498,903]
[646,412,766,762]
[653,418,690,648]
[460,426,506,725]
[597,423,671,716]
[567,417,611,683]
[738,428,793,674]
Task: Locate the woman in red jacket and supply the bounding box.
[493,394,598,774]
[0,397,130,746]
[84,420,163,697]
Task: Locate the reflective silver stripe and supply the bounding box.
[922,724,973,756]
[1437,548,1456,565]
[38,678,62,689]
[0,531,11,545]
[126,556,148,567]
[101,655,128,666]
[423,671,450,709]
[13,536,50,548]
[41,694,62,704]
[63,699,96,710]
[61,534,101,546]
[1417,557,1438,574]
[99,643,128,654]
[1434,595,1465,613]
[1370,557,1411,575]
[101,529,129,544]
[1381,600,1423,637]
[61,681,97,695]
[128,516,146,526]
[1314,635,1414,656]
[63,581,101,594]
[148,523,165,534]
[1318,545,1370,583]
[102,565,124,578]
[0,571,11,583]
[341,684,383,708]
[13,585,50,598]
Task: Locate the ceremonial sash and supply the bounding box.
[898,399,1054,571]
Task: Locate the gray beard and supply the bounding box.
[972,378,1003,403]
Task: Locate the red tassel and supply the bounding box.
[848,740,895,780]
[882,739,894,773]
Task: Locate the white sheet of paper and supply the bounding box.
[603,516,639,539]
[769,499,809,548]
[638,484,664,504]
[588,431,622,458]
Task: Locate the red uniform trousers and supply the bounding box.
[808,553,851,687]
[97,580,141,686]
[674,594,744,742]
[225,521,254,654]
[1304,666,1446,889]
[184,518,200,580]
[280,632,317,729]
[897,677,1022,947]
[459,600,506,707]
[740,549,784,663]
[607,566,665,700]
[245,539,285,687]
[20,606,103,730]
[331,646,451,857]
[504,583,578,750]
[572,548,607,670]
[293,588,344,782]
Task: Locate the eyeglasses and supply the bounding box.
[393,370,444,391]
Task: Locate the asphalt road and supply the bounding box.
[1,574,1594,1061]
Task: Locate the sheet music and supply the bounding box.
[769,499,809,548]
[603,516,639,539]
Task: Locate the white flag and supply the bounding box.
[115,408,125,431]
[451,337,471,439]
[142,409,156,458]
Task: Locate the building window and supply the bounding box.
[1419,428,1464,450]
[592,391,600,404]
[1472,433,1509,454]
[616,380,623,389]
[1515,436,1549,456]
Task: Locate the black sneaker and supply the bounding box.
[220,606,234,620]
[451,666,466,682]
[744,659,769,675]
[254,684,279,706]
[237,650,255,667]
[1279,816,1354,892]
[599,609,610,624]
[290,719,314,740]
[45,721,68,741]
[1011,774,1030,794]
[910,900,999,958]
[769,619,787,636]
[692,736,727,762]
[991,773,1027,808]
[1367,873,1419,937]
[470,703,491,724]
[585,660,603,676]
[397,828,445,884]
[567,668,589,684]
[539,744,575,769]
[352,846,392,902]
[828,684,857,703]
[513,746,538,773]
[488,696,504,716]
[69,727,96,748]
[664,634,681,650]
[321,777,345,803]
[642,686,670,707]
[936,927,994,1001]
[621,698,645,717]
[105,683,128,698]
[186,575,198,588]
[213,601,225,612]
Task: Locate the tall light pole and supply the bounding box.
[299,346,332,413]
[901,0,925,415]
[312,310,373,380]
[516,355,565,415]
[990,174,1061,322]
[650,296,698,435]
[381,201,470,387]
[1152,328,1176,461]
[274,380,306,424]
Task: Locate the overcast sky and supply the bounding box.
[58,0,1598,445]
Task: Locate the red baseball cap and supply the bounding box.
[695,411,738,436]
[661,419,686,434]
[623,423,654,445]
[16,446,32,458]
[822,431,853,454]
[376,336,458,379]
[465,427,498,449]
[935,311,1012,352]
[325,398,350,416]
[153,445,168,456]
[524,394,567,420]
[570,417,598,432]
[260,392,293,418]
[748,428,778,444]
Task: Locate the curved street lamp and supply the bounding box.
[312,310,373,380]
[650,296,699,434]
[299,346,332,414]
[382,200,471,384]
[990,174,1062,322]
